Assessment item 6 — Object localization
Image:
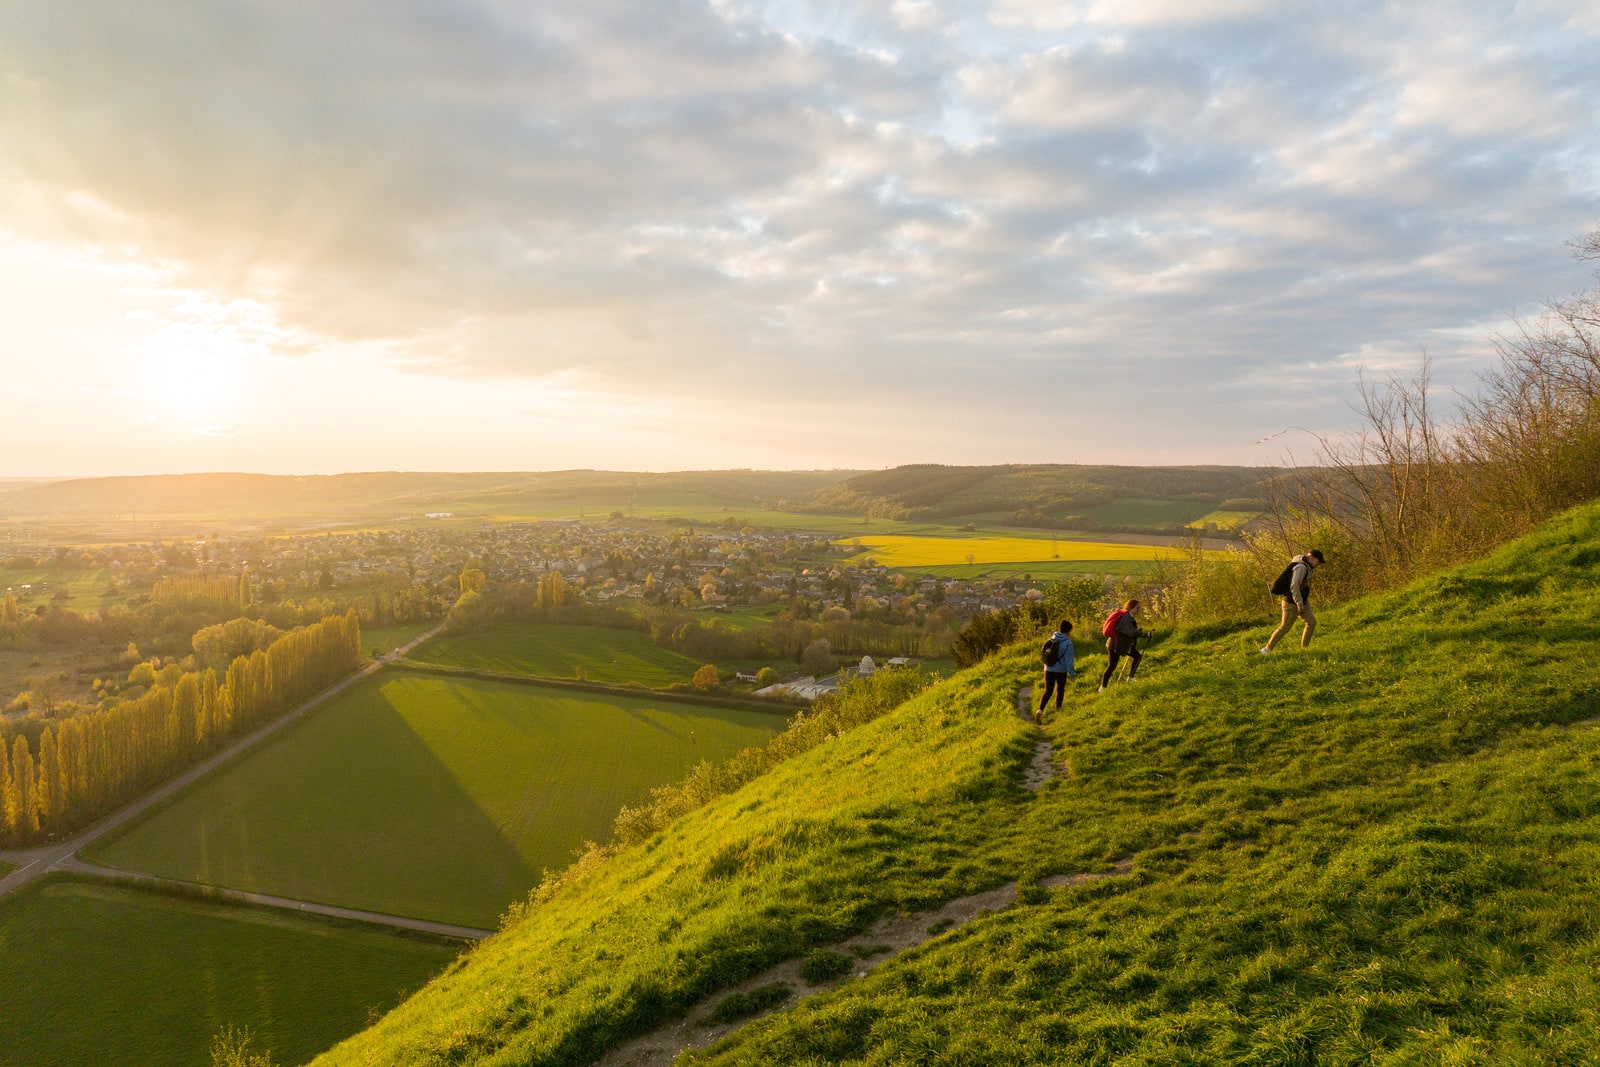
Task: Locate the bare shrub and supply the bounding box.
[1263,228,1600,600]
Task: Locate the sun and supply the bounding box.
[147,350,241,420]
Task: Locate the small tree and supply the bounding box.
[756,666,779,687]
[692,664,721,689]
[800,638,833,676]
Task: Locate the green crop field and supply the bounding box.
[88,672,784,928]
[0,877,455,1067]
[314,503,1600,1067]
[0,565,123,613]
[1187,508,1261,530]
[362,620,438,656]
[409,622,705,686]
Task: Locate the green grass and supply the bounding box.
[0,566,124,613]
[310,502,1600,1066]
[88,673,783,928]
[0,861,12,878]
[701,605,785,631]
[1187,508,1261,530]
[0,877,455,1067]
[409,622,707,686]
[362,620,438,656]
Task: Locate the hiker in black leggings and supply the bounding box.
[1099,598,1150,691]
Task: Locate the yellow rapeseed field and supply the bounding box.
[837,534,1190,567]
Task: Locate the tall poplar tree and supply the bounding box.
[36,728,59,832]
[0,746,16,844]
[11,736,38,836]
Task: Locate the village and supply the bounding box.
[6,518,1045,628]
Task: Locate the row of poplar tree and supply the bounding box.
[0,610,361,848]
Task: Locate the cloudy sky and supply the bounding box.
[2,0,1597,477]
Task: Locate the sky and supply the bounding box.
[1,0,1597,478]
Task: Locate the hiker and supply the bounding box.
[1099,599,1151,692]
[1037,619,1076,723]
[1260,549,1325,652]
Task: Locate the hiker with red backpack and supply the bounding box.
[1260,549,1325,653]
[1036,619,1076,724]
[1099,599,1151,692]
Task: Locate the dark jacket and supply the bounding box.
[1107,611,1148,655]
[1286,557,1313,607]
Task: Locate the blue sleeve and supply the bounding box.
[1063,637,1075,677]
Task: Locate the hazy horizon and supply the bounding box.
[3,2,1597,478]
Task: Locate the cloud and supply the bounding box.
[1,0,1597,471]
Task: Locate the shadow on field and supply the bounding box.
[89,675,538,928]
[347,695,541,918]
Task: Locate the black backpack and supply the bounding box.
[1270,562,1298,597]
[1041,635,1062,667]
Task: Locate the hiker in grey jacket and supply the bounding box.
[1099,599,1150,691]
[1260,549,1325,652]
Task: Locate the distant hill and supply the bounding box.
[0,470,862,520]
[803,463,1271,527]
[0,466,1273,533]
[312,501,1600,1065]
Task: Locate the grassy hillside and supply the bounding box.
[806,463,1268,525]
[313,503,1600,1065]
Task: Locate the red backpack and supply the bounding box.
[1101,609,1127,638]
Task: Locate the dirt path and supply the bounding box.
[54,856,489,939]
[1016,685,1060,790]
[596,861,1134,1067]
[0,624,445,926]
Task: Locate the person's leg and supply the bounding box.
[1126,647,1142,679]
[1100,652,1120,689]
[1263,599,1298,651]
[1038,673,1061,711]
[1299,602,1317,647]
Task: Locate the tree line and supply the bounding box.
[0,611,361,847]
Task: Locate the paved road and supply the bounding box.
[0,624,486,940]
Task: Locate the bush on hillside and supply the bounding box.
[951,602,1050,668]
[704,983,791,1025]
[798,949,854,985]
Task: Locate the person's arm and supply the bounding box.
[1289,561,1308,606]
[1063,638,1075,678]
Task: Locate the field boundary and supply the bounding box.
[41,861,489,941]
[388,659,800,714]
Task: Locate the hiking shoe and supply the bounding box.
[1257,646,1271,654]
[1096,685,1105,693]
[1033,709,1042,725]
